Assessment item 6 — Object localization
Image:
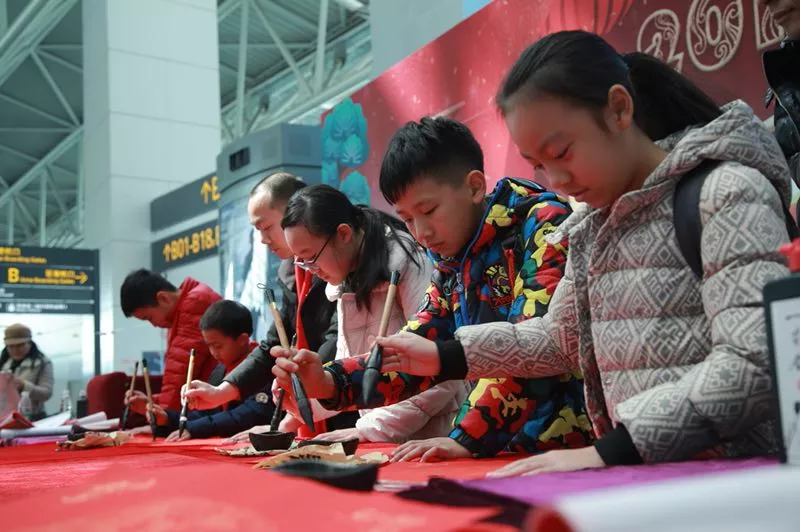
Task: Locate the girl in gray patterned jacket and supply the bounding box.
[327,30,796,476]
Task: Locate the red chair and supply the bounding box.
[86,372,163,426]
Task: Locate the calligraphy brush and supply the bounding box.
[266,288,315,432]
[362,271,401,405]
[178,349,196,438]
[120,361,139,430]
[142,358,157,442]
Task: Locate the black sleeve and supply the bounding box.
[223,341,276,399]
[594,424,643,466]
[317,307,339,364]
[436,340,468,381]
[185,393,274,439]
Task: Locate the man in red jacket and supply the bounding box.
[120,269,221,411]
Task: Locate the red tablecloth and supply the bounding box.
[1,437,522,531]
[0,438,521,504]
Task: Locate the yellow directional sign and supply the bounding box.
[6,266,89,286]
[199,175,221,205]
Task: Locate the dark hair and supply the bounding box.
[120,269,177,317]
[199,300,254,338]
[496,31,722,141]
[250,171,306,205]
[282,184,420,310]
[379,117,484,204]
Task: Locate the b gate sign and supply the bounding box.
[0,246,98,315]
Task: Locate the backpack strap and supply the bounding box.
[674,160,800,279]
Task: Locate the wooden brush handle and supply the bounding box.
[377,284,398,337]
[269,303,291,350]
[142,367,153,405]
[128,362,139,393]
[184,349,196,389]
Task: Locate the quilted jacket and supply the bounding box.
[454,101,792,463]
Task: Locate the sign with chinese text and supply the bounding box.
[151,220,220,273]
[150,173,221,231]
[0,246,98,315]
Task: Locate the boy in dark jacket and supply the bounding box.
[121,269,221,411]
[273,118,592,460]
[139,300,274,440]
[183,172,354,433]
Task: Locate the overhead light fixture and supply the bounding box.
[332,0,365,11]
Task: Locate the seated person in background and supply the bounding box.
[274,184,470,444]
[121,269,221,411]
[129,300,273,441]
[1,324,54,421]
[273,118,591,459]
[183,172,354,436]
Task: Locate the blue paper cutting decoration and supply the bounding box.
[321,97,372,206]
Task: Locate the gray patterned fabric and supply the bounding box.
[454,101,792,463]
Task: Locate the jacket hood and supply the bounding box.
[552,100,793,241]
[653,99,792,205]
[430,177,559,271]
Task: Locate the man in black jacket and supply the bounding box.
[184,172,356,431]
[762,0,800,196]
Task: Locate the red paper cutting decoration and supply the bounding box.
[546,0,635,35]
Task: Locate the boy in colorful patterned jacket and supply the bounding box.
[272,117,592,460]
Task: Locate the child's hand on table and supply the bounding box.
[313,428,365,443]
[225,425,271,444]
[391,437,470,462]
[165,429,192,442]
[487,447,605,477]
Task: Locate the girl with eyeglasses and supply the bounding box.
[278,184,470,444]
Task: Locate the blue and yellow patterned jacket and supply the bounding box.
[322,178,593,456]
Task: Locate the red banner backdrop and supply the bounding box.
[325,0,786,211]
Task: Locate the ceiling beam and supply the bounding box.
[0,91,72,127]
[0,127,72,133]
[0,128,81,211]
[0,0,7,37]
[37,49,82,74]
[219,60,254,84]
[219,42,311,50]
[251,0,313,97]
[31,51,80,125]
[249,57,371,133]
[234,0,251,136]
[259,0,317,33]
[220,21,367,115]
[314,0,330,94]
[0,0,78,89]
[219,0,242,22]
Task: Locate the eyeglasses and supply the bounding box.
[294,234,333,273]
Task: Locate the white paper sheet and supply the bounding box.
[554,465,800,532]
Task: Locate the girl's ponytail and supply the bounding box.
[622,52,721,141]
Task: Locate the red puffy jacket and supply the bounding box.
[154,277,221,410]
